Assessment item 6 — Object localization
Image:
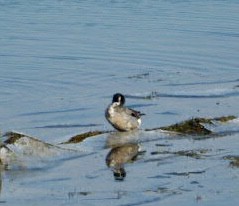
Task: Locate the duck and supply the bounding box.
[105,93,145,131]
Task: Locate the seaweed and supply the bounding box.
[147,116,237,135]
[159,118,212,135]
[62,115,237,144]
[63,130,109,144]
[213,115,236,122]
[224,155,239,168]
[4,132,25,144]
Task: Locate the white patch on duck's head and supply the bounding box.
[137,118,142,126]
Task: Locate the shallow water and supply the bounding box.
[0,0,239,205]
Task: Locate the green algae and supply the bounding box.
[4,132,25,144]
[63,130,109,144]
[224,155,239,168]
[148,116,237,135]
[4,131,55,149]
[159,118,212,135]
[213,115,237,122]
[62,115,237,144]
[4,116,234,146]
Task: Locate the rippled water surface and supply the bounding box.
[0,0,239,205]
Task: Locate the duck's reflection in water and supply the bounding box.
[105,130,141,148]
[105,132,140,181]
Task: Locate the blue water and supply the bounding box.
[0,0,239,205]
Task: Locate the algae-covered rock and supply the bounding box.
[4,132,26,144]
[151,149,210,159]
[160,118,212,135]
[213,115,237,123]
[149,116,237,135]
[1,131,73,170]
[4,131,56,154]
[63,130,108,144]
[0,144,16,169]
[62,116,237,143]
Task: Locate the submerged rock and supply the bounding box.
[1,131,75,170]
[4,132,26,144]
[3,132,60,156]
[0,144,16,169]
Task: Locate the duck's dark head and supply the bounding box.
[112,93,125,105]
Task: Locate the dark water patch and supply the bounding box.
[41,177,71,183]
[128,103,157,109]
[126,92,158,100]
[120,186,184,206]
[165,170,206,177]
[156,111,179,116]
[155,143,173,147]
[164,78,239,87]
[193,129,239,140]
[190,181,200,185]
[156,92,239,99]
[143,158,166,163]
[127,72,150,79]
[119,197,162,206]
[38,54,92,61]
[127,91,239,100]
[173,28,239,38]
[35,123,102,129]
[19,107,88,117]
[145,187,181,195]
[148,175,171,179]
[151,149,210,159]
[68,191,92,199]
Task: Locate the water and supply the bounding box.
[0,0,239,205]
